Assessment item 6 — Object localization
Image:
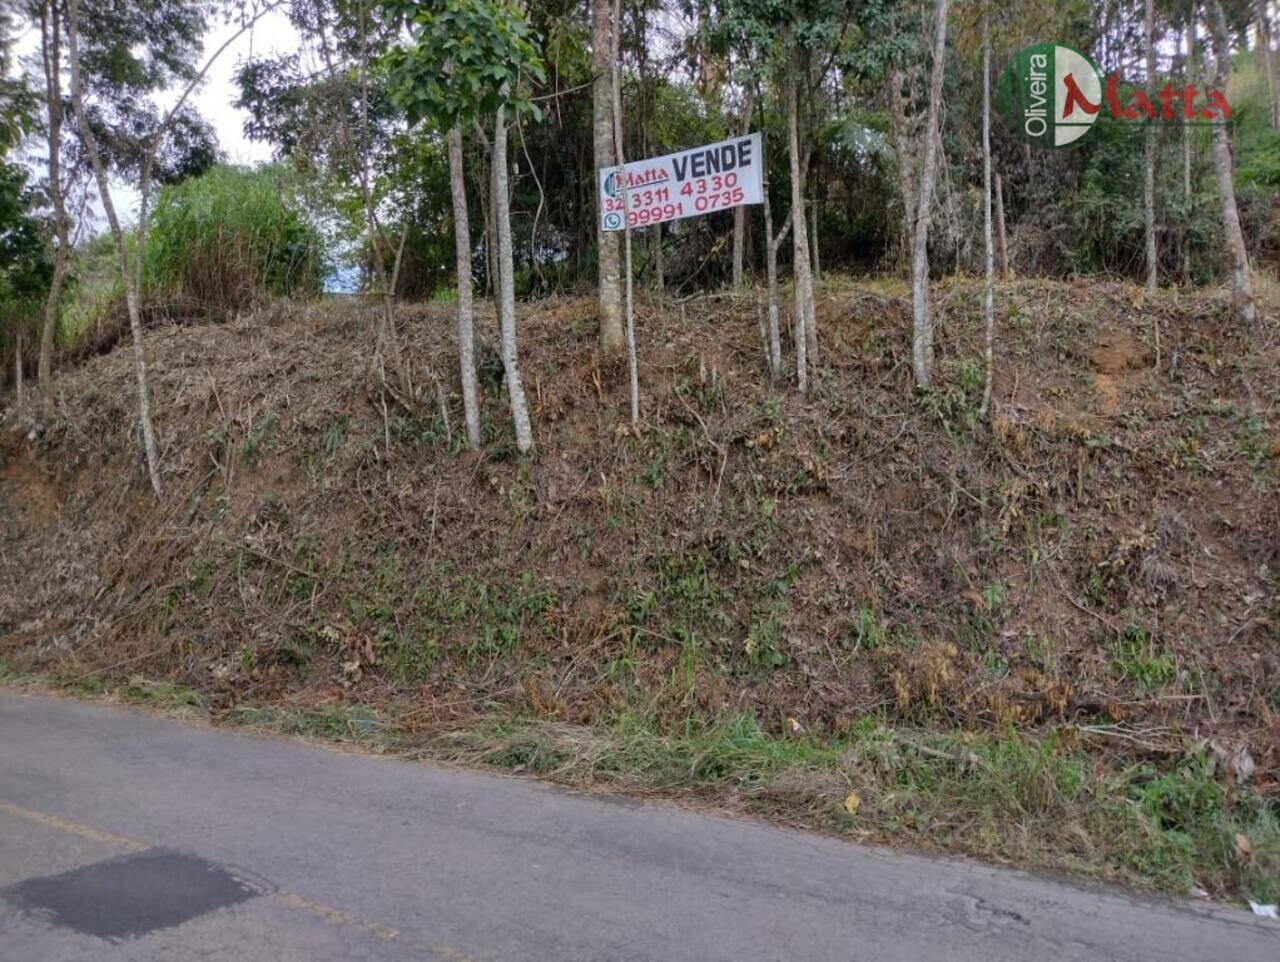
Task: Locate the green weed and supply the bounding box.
[1110,625,1176,695]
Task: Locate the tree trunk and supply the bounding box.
[810,199,821,279]
[886,69,917,270]
[653,223,665,296]
[731,203,746,289]
[786,75,815,393]
[731,90,752,289]
[37,0,69,395]
[492,108,534,452]
[910,0,951,388]
[758,80,788,384]
[1144,0,1158,292]
[995,171,1009,279]
[981,13,995,418]
[1183,22,1194,283]
[636,5,663,299]
[14,331,24,410]
[611,0,639,424]
[448,125,482,450]
[357,1,403,382]
[1207,0,1257,323]
[761,175,787,382]
[67,0,162,497]
[592,0,623,354]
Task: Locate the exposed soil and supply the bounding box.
[2,278,1278,794]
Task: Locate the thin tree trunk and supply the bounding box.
[654,223,665,296]
[810,199,821,279]
[357,0,402,382]
[761,183,788,382]
[592,0,623,353]
[1183,22,1194,283]
[37,0,69,394]
[637,5,662,299]
[786,74,814,393]
[67,0,162,496]
[731,90,752,288]
[610,0,639,425]
[755,81,783,380]
[1144,0,1158,292]
[995,171,1009,279]
[492,107,534,452]
[14,331,24,410]
[37,257,68,392]
[980,13,995,418]
[910,0,950,388]
[448,125,481,450]
[886,69,917,269]
[1207,0,1257,323]
[731,208,746,288]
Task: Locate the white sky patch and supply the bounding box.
[11,8,301,226]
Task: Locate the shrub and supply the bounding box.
[143,164,325,314]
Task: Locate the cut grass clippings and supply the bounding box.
[3,659,1275,908]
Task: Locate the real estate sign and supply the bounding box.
[598,132,764,232]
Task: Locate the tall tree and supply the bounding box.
[786,63,815,393]
[980,9,994,417]
[730,86,751,289]
[384,0,543,452]
[908,0,950,388]
[705,0,841,392]
[1144,0,1158,293]
[447,125,482,449]
[609,0,638,424]
[32,0,70,395]
[592,0,623,355]
[66,0,161,494]
[492,105,534,451]
[1206,0,1256,323]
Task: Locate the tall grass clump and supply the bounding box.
[144,164,325,314]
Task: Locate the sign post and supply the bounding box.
[598,132,765,232]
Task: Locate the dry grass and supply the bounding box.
[1,276,1278,897]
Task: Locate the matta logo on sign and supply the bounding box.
[599,132,764,232]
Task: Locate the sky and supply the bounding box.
[13,6,302,223]
[186,9,301,167]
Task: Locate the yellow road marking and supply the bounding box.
[0,798,476,958]
[0,801,146,852]
[272,891,401,941]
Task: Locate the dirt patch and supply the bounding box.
[0,451,60,526]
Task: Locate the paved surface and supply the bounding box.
[0,691,1275,961]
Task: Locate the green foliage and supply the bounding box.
[0,27,47,382]
[382,0,546,130]
[1110,625,1176,696]
[57,234,122,347]
[143,165,325,311]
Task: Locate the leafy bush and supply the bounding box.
[143,164,325,314]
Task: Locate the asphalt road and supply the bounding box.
[0,691,1275,961]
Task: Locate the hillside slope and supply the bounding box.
[2,278,1278,894]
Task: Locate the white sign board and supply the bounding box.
[598,132,764,232]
